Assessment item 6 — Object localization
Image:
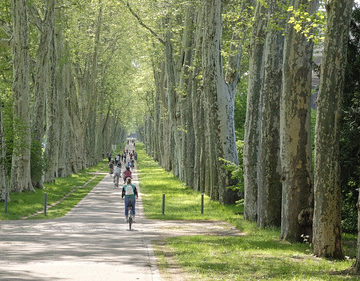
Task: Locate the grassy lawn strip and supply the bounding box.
[166,235,356,281]
[136,143,357,281]
[137,143,244,224]
[0,160,108,220]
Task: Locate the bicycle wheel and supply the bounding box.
[128,211,132,231]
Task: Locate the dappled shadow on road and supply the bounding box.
[0,269,65,281]
[0,171,158,280]
[0,162,244,280]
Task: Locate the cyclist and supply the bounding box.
[113,162,122,187]
[123,166,132,183]
[122,177,138,222]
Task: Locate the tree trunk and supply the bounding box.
[10,0,34,192]
[31,1,52,187]
[191,3,205,192]
[355,190,360,272]
[202,0,239,204]
[257,0,285,228]
[243,1,267,220]
[0,97,8,200]
[280,0,318,242]
[56,25,69,178]
[164,23,177,175]
[44,0,59,182]
[179,4,195,188]
[313,0,353,259]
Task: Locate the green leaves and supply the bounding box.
[287,5,326,43]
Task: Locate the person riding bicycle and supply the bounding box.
[113,162,122,187]
[123,166,132,183]
[122,177,138,222]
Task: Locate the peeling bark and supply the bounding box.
[10,0,34,192]
[244,1,267,220]
[313,0,353,259]
[257,0,285,228]
[0,97,8,201]
[280,0,318,242]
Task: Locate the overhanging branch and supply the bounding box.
[121,0,165,45]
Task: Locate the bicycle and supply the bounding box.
[127,202,134,230]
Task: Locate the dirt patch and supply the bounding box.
[144,219,245,238]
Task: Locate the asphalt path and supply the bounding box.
[0,165,161,281]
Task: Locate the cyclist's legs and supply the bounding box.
[125,197,129,217]
[129,196,135,216]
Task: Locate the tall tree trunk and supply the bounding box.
[243,1,267,220]
[57,25,69,178]
[44,0,59,182]
[280,0,318,242]
[191,3,205,192]
[10,0,34,192]
[202,0,239,204]
[355,190,360,272]
[88,0,103,165]
[179,4,195,188]
[257,0,285,228]
[164,22,177,175]
[31,1,52,187]
[0,97,8,200]
[313,0,353,259]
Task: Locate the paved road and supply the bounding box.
[0,168,161,281]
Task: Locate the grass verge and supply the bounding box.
[137,143,244,224]
[0,160,108,220]
[136,143,358,281]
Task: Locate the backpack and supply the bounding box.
[125,184,134,195]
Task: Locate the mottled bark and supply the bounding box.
[355,191,360,272]
[57,26,70,178]
[44,0,59,182]
[191,3,205,192]
[86,1,103,166]
[280,0,318,242]
[0,97,8,200]
[31,1,52,187]
[257,0,285,228]
[243,1,267,220]
[164,23,177,175]
[313,0,353,259]
[10,0,34,192]
[179,4,195,187]
[202,0,239,204]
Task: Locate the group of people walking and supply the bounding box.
[107,138,138,222]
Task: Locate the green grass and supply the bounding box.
[166,235,356,281]
[137,143,243,223]
[136,143,358,281]
[0,160,108,220]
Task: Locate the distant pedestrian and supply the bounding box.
[115,154,120,165]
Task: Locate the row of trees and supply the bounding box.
[244,0,354,259]
[134,0,252,204]
[135,0,359,266]
[0,0,142,200]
